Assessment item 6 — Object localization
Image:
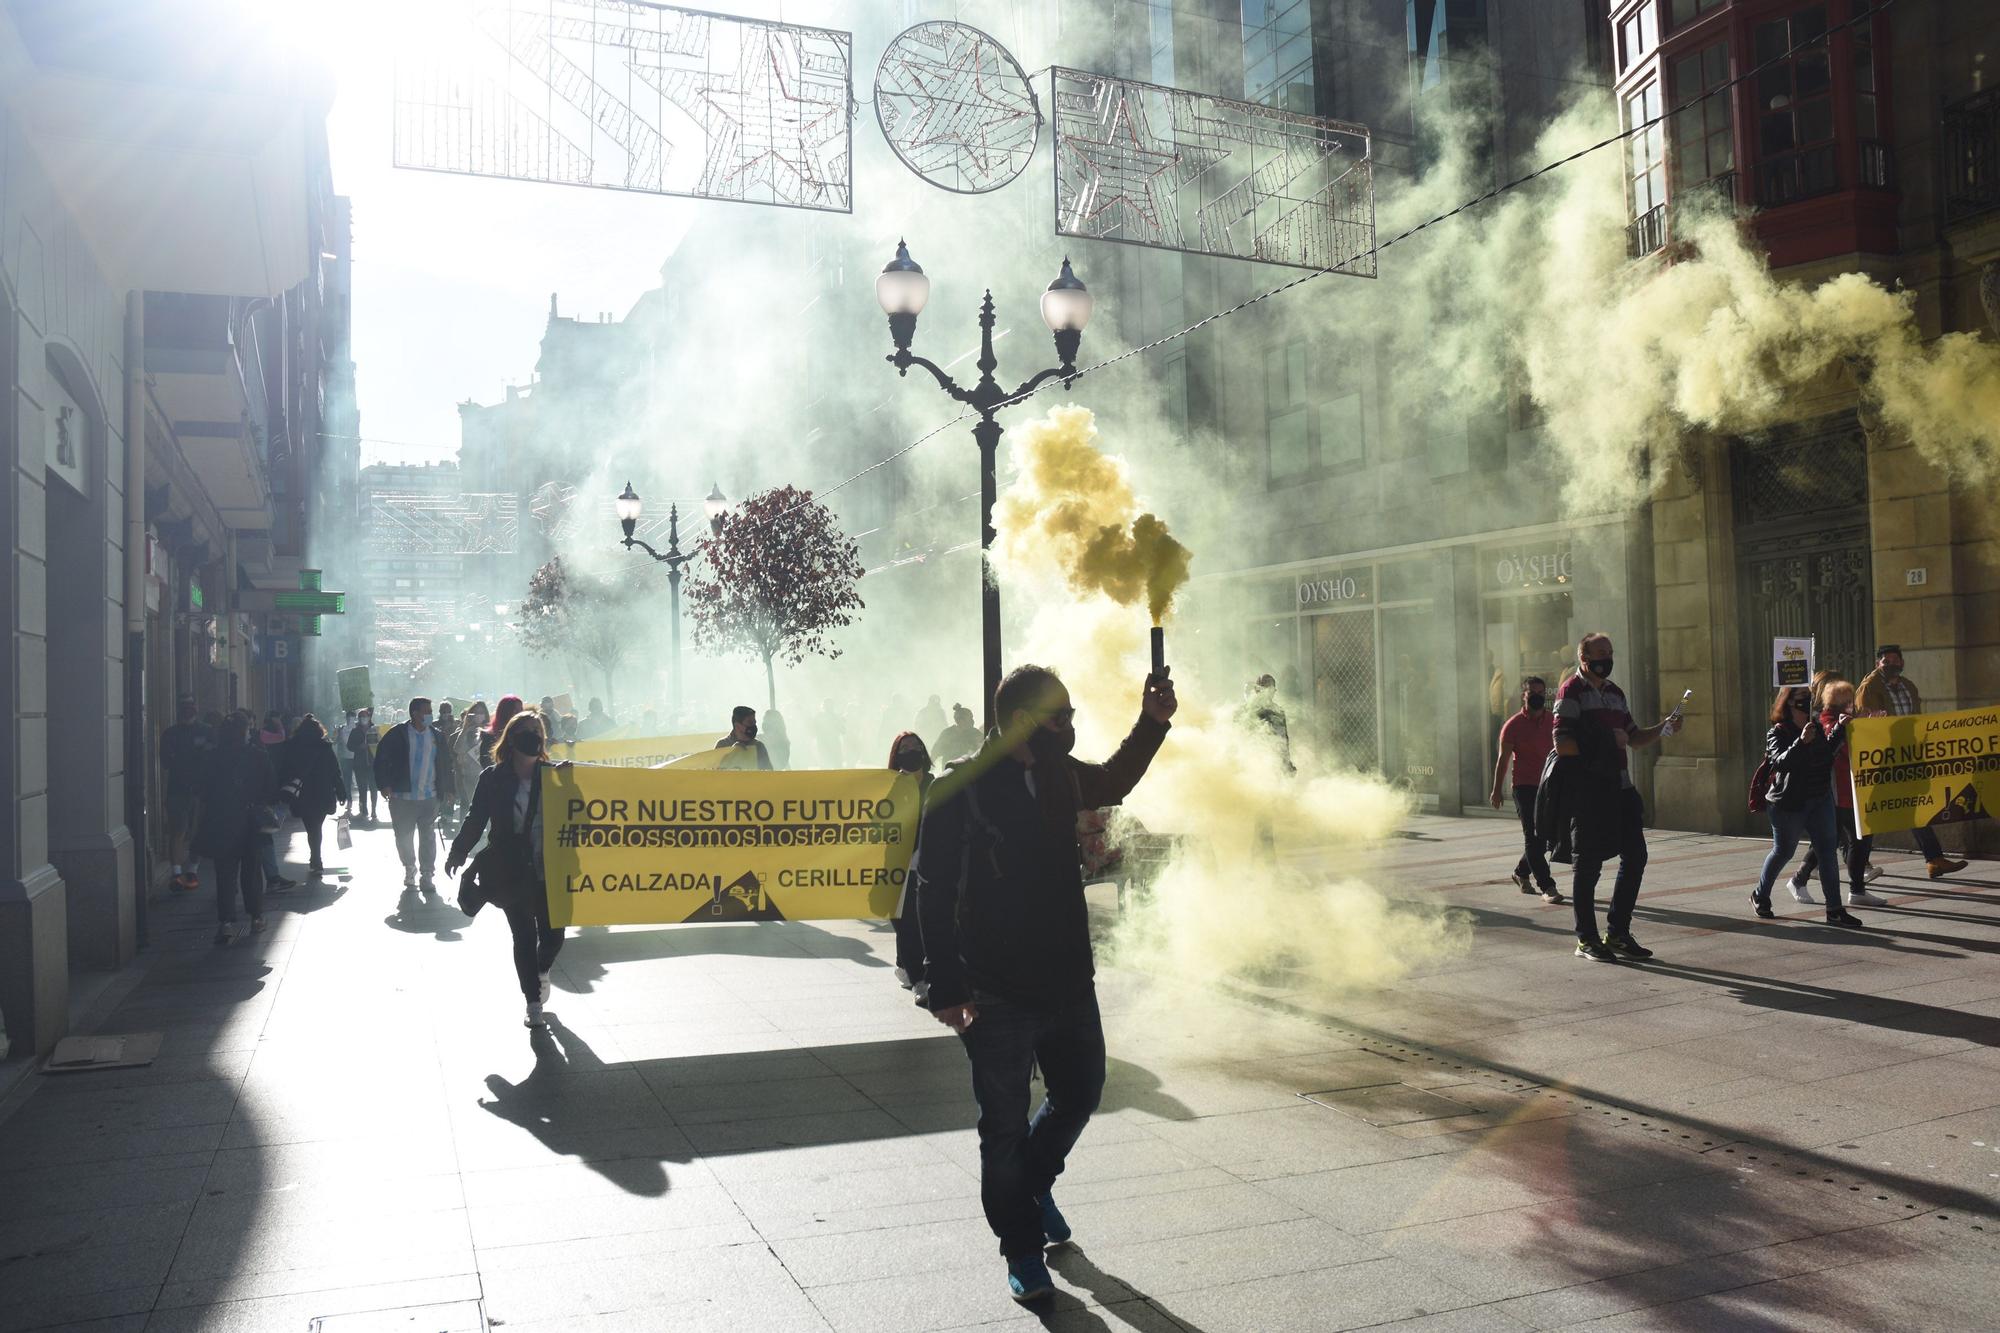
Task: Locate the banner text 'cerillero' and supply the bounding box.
[1848,705,1998,836]
[539,765,920,926]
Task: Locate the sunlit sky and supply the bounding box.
[307,0,704,465]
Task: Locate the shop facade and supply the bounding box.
[1204,516,1649,816]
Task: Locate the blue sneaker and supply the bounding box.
[1006,1252,1054,1303]
[1036,1192,1072,1245]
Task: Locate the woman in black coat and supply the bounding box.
[1751,684,1858,926]
[445,708,567,1029]
[280,715,348,879]
[195,713,277,942]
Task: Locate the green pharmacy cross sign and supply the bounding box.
[271,569,345,636]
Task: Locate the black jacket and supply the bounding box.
[279,734,348,819]
[192,741,275,859]
[1764,718,1846,809]
[915,715,1169,1011]
[160,720,211,787]
[373,722,458,801]
[448,762,545,915]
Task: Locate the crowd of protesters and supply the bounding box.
[1491,637,1975,954]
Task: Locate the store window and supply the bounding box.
[1670,40,1734,198]
[1626,81,1667,222]
[1853,17,1889,187]
[1754,5,1837,206]
[1243,0,1315,111]
[1320,391,1366,470]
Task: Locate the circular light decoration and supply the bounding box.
[875,21,1039,195]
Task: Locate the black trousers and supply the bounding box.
[302,816,324,868]
[501,887,566,1003]
[892,885,925,984]
[1511,784,1553,888]
[1571,787,1647,942]
[960,990,1105,1259]
[1800,819,1873,899]
[211,847,265,923]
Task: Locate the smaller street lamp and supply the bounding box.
[615,482,698,714]
[702,483,729,534]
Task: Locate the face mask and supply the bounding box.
[413,716,430,729]
[895,750,927,773]
[1526,694,1545,711]
[741,723,758,741]
[1882,663,1902,677]
[517,733,544,756]
[1586,658,1613,679]
[1028,724,1075,765]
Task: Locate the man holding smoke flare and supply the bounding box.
[914,661,1176,1304]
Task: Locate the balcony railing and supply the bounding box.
[1943,88,2000,224]
[1757,143,1840,207]
[1627,202,1667,258]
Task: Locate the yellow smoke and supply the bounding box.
[994,404,1193,624]
[1407,97,2000,509]
[996,412,1471,997]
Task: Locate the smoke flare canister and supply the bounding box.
[1151,625,1168,682]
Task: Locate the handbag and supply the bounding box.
[335,812,353,851]
[1747,758,1773,813]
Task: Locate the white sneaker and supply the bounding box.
[403,868,417,889]
[525,1002,547,1030]
[1863,864,1883,884]
[537,973,551,1004]
[1847,887,1888,906]
[1787,876,1817,904]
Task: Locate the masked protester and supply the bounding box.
[445,709,568,1029]
[482,695,524,768]
[1491,675,1562,904]
[886,731,934,991]
[914,664,1176,1304]
[1554,633,1679,962]
[714,705,775,770]
[1751,680,1862,926]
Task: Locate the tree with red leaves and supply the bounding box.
[517,555,645,707]
[684,486,864,708]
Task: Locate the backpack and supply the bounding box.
[1747,757,1773,813]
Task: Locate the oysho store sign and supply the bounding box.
[1491,545,1572,590]
[1297,568,1373,606]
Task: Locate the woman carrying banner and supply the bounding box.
[446,708,568,1029]
[1751,681,1861,926]
[887,731,934,991]
[1789,673,1887,907]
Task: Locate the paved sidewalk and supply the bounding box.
[1,812,1996,1331]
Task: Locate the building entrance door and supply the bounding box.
[1731,414,1872,817]
[1311,610,1377,772]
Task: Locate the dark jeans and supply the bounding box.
[959,989,1106,1259]
[210,847,265,923]
[501,886,566,1003]
[1512,784,1553,888]
[1798,815,1871,898]
[351,767,376,819]
[1912,825,1946,863]
[302,817,325,869]
[1571,787,1648,942]
[1757,793,1844,910]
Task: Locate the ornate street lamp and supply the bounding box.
[702,482,729,535]
[877,240,1093,728]
[615,482,697,715]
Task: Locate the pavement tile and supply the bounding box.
[1145,1253,1482,1332]
[141,1273,484,1332]
[802,1254,1137,1333]
[466,1179,744,1248]
[0,1284,159,1333]
[478,1237,811,1325]
[1051,1216,1387,1296]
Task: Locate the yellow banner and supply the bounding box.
[539,765,919,926]
[558,733,716,767]
[1849,705,1999,836]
